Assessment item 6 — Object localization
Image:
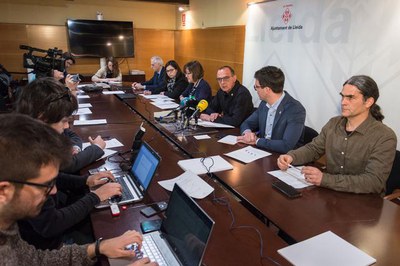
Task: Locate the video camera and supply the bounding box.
[20,45,65,78]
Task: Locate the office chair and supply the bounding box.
[302,126,319,145]
[384,150,400,201]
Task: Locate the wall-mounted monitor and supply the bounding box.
[66,19,134,58]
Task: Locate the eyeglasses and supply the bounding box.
[216,76,232,83]
[166,68,176,73]
[6,178,57,197]
[254,85,263,90]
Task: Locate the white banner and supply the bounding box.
[243,0,400,149]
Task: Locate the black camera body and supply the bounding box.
[20,45,65,78]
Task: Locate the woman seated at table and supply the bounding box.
[91,57,122,82]
[155,60,189,100]
[179,60,212,102]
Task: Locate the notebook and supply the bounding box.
[109,184,215,266]
[95,142,161,208]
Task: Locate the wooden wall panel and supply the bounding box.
[0,23,175,81]
[174,26,245,94]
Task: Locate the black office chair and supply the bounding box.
[300,126,319,146]
[384,150,400,198]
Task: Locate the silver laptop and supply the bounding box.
[95,142,161,208]
[109,184,215,266]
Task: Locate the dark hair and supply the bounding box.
[254,66,285,93]
[218,65,235,76]
[343,75,384,121]
[16,77,78,124]
[106,57,120,78]
[165,60,184,81]
[184,60,204,82]
[62,52,75,64]
[0,114,71,183]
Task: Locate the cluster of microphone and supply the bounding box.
[159,96,208,125]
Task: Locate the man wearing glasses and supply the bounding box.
[278,75,397,195]
[0,114,156,266]
[238,66,306,153]
[200,66,253,127]
[132,55,166,94]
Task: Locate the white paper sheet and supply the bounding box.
[97,149,118,161]
[73,108,92,115]
[82,138,124,150]
[102,90,125,95]
[150,101,179,110]
[78,103,92,108]
[141,94,171,100]
[178,155,233,175]
[73,119,107,126]
[224,146,271,163]
[218,135,238,145]
[158,171,214,199]
[268,167,312,189]
[77,95,90,99]
[278,231,376,266]
[197,120,234,128]
[194,135,211,140]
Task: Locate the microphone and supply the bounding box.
[189,99,208,120]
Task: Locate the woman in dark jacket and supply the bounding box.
[157,60,188,100]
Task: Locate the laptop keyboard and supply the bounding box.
[135,234,167,266]
[114,174,139,201]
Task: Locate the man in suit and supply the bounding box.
[237,66,306,153]
[132,55,166,94]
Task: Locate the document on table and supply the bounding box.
[218,135,238,145]
[224,146,271,163]
[82,138,124,150]
[194,135,211,140]
[78,103,92,108]
[73,108,92,115]
[178,155,234,175]
[73,119,107,126]
[158,170,214,199]
[154,110,173,118]
[141,94,171,100]
[197,120,235,128]
[77,95,90,99]
[268,167,312,189]
[97,149,118,161]
[278,231,376,266]
[150,101,179,110]
[102,90,125,95]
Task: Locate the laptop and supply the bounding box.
[109,184,215,266]
[95,141,161,208]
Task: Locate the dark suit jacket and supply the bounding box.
[205,81,253,127]
[240,91,306,153]
[141,66,167,93]
[181,78,212,102]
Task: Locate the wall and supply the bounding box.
[176,0,250,29]
[174,26,245,94]
[0,0,176,29]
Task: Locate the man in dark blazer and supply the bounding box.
[238,66,306,153]
[132,55,166,93]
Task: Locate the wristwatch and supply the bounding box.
[95,237,103,257]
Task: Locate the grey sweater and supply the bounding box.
[0,223,94,266]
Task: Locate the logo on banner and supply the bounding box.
[282,5,292,24]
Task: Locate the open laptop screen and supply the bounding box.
[130,142,160,189]
[161,184,215,266]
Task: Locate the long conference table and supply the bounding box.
[73,85,400,265]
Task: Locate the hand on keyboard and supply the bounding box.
[92,182,122,201]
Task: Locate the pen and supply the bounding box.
[288,164,302,172]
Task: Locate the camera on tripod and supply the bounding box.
[20,45,65,78]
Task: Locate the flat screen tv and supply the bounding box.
[66,19,134,58]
